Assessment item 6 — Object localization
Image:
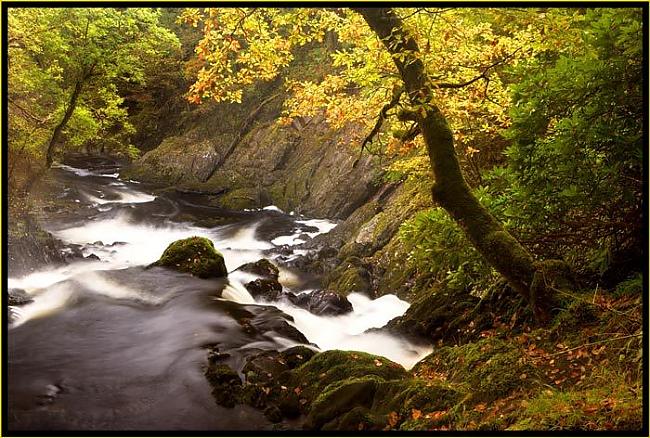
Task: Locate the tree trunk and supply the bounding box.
[45,79,84,167]
[357,8,557,320]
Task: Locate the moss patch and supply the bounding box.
[324,257,372,296]
[152,236,227,278]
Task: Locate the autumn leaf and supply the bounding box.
[411,409,422,420]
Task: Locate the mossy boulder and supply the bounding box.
[152,236,227,278]
[288,350,408,405]
[306,377,462,431]
[386,285,479,343]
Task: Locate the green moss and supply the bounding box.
[305,375,462,431]
[387,284,479,342]
[218,187,260,210]
[324,257,372,295]
[205,363,242,408]
[153,236,228,278]
[289,350,408,404]
[415,337,539,403]
[509,372,642,431]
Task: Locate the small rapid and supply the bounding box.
[7,159,431,430]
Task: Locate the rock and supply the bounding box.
[245,278,283,301]
[8,288,33,306]
[92,240,104,246]
[204,363,242,408]
[236,259,279,279]
[151,236,227,278]
[85,253,100,261]
[264,405,283,423]
[61,244,85,261]
[289,290,353,316]
[324,256,372,296]
[286,350,408,408]
[107,241,127,247]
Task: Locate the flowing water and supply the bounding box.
[7,157,431,431]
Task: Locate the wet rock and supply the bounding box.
[217,301,311,345]
[7,214,67,277]
[264,405,283,423]
[239,346,318,418]
[61,244,85,261]
[236,259,280,280]
[151,236,227,278]
[106,241,127,247]
[204,363,242,408]
[85,253,100,261]
[8,288,33,306]
[289,290,353,316]
[245,278,283,301]
[93,240,104,246]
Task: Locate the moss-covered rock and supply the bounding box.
[204,363,242,408]
[152,236,227,278]
[218,187,264,210]
[305,375,463,430]
[324,256,372,296]
[386,285,479,343]
[288,350,408,405]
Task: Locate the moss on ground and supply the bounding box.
[152,236,228,278]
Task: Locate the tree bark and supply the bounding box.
[357,7,556,320]
[45,79,84,167]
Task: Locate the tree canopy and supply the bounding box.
[8,7,179,167]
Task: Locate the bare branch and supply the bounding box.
[360,86,403,150]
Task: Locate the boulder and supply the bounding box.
[8,288,33,306]
[236,259,280,279]
[245,278,283,301]
[151,236,227,278]
[289,290,353,316]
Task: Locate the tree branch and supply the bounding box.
[432,47,522,90]
[360,86,404,151]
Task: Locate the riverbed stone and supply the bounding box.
[152,236,227,278]
[245,278,283,301]
[237,259,280,279]
[8,288,33,306]
[289,290,353,316]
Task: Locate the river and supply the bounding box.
[7,157,431,431]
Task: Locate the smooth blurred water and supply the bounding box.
[7,158,431,431]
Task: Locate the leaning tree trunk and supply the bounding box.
[45,79,84,167]
[358,8,560,321]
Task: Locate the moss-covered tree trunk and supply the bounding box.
[358,8,557,320]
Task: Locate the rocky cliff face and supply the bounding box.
[124,93,383,219]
